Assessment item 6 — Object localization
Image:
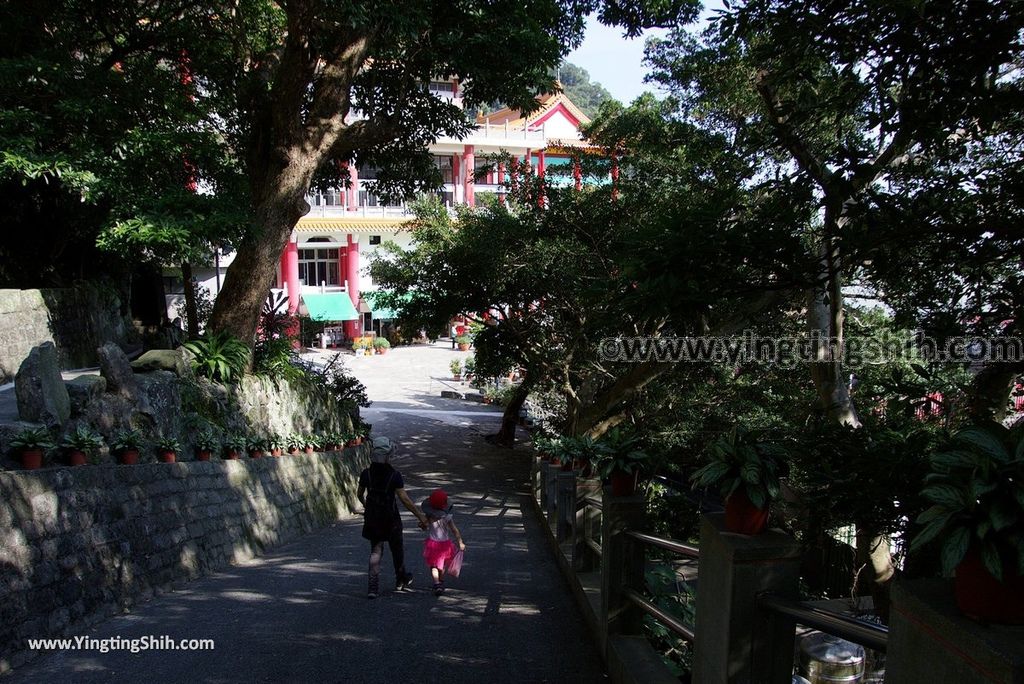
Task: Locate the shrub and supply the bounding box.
[183,332,251,383]
[373,337,391,349]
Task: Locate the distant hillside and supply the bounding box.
[555,62,617,119]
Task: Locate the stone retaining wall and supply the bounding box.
[0,447,369,673]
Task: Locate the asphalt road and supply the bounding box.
[9,345,605,683]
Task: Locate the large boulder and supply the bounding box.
[130,348,193,377]
[97,343,136,398]
[65,375,106,417]
[14,342,70,427]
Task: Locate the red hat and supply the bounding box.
[428,489,448,511]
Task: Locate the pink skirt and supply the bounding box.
[423,539,456,569]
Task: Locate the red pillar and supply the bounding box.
[283,240,300,314]
[344,235,361,338]
[346,163,358,211]
[463,144,475,207]
[497,162,506,205]
[611,150,620,202]
[573,157,582,191]
[537,149,546,208]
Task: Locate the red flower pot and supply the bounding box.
[225,450,241,460]
[249,450,264,459]
[196,450,212,462]
[117,449,139,465]
[158,450,176,463]
[609,470,639,497]
[20,449,44,470]
[955,547,1024,624]
[724,489,769,535]
[287,447,299,455]
[271,448,282,457]
[304,446,315,454]
[458,343,470,351]
[67,450,88,466]
[346,440,359,448]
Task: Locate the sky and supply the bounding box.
[564,2,725,105]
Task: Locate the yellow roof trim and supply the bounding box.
[296,217,413,232]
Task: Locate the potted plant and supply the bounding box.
[455,334,472,352]
[373,337,391,355]
[567,435,607,477]
[598,429,652,496]
[910,423,1024,624]
[194,427,218,461]
[355,419,371,444]
[10,427,54,470]
[450,359,463,381]
[285,433,304,455]
[267,434,284,457]
[111,428,143,465]
[224,434,247,460]
[532,433,557,462]
[247,436,267,458]
[351,339,369,357]
[463,356,476,380]
[690,426,787,535]
[61,425,103,466]
[155,435,181,463]
[303,434,319,454]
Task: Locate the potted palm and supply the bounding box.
[224,434,246,460]
[690,426,787,535]
[10,427,55,470]
[910,423,1024,624]
[155,435,181,463]
[450,359,463,381]
[303,434,319,454]
[111,429,142,465]
[455,334,472,352]
[268,434,284,457]
[194,427,218,461]
[61,425,103,466]
[373,338,391,355]
[598,429,651,497]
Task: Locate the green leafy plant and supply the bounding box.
[224,434,248,453]
[598,428,652,477]
[355,419,371,438]
[110,429,143,454]
[303,434,320,450]
[61,426,103,455]
[463,357,476,376]
[372,337,391,350]
[911,423,1024,580]
[351,339,370,352]
[183,332,251,383]
[10,427,55,453]
[194,427,219,453]
[454,334,472,346]
[561,435,609,467]
[450,359,463,377]
[690,426,787,510]
[246,436,267,453]
[155,435,181,453]
[267,433,284,452]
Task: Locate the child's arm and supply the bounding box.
[396,487,429,529]
[448,518,466,551]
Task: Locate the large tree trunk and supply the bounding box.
[967,359,1023,423]
[489,379,532,447]
[180,261,199,339]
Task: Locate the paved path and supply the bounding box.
[9,344,604,683]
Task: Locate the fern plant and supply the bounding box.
[182,332,251,383]
[690,426,787,510]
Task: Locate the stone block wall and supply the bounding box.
[0,447,369,673]
[0,286,134,384]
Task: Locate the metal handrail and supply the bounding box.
[624,588,695,643]
[625,531,699,560]
[757,594,888,652]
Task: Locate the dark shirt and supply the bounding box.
[359,463,404,541]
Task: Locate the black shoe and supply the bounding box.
[397,574,413,591]
[432,582,445,596]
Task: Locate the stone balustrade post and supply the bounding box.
[544,463,560,520]
[600,492,646,640]
[556,471,576,542]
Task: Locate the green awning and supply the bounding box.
[364,290,411,320]
[301,293,359,322]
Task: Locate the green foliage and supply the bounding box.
[449,359,463,377]
[10,427,55,452]
[110,429,143,454]
[61,426,103,455]
[690,426,787,510]
[597,428,652,477]
[155,435,181,453]
[911,424,1024,580]
[553,62,617,118]
[372,337,390,349]
[183,333,251,383]
[454,334,472,346]
[224,434,247,453]
[173,282,215,332]
[354,419,372,438]
[194,427,219,453]
[463,357,477,376]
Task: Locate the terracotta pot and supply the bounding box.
[724,489,769,535]
[304,446,315,454]
[67,450,88,466]
[287,447,299,455]
[20,449,44,470]
[249,450,264,459]
[225,450,241,460]
[117,449,139,465]
[453,374,462,381]
[609,469,639,497]
[346,439,359,448]
[158,450,177,463]
[458,343,470,351]
[271,448,283,457]
[196,450,212,462]
[955,547,1024,624]
[377,348,388,355]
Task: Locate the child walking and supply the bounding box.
[421,489,466,596]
